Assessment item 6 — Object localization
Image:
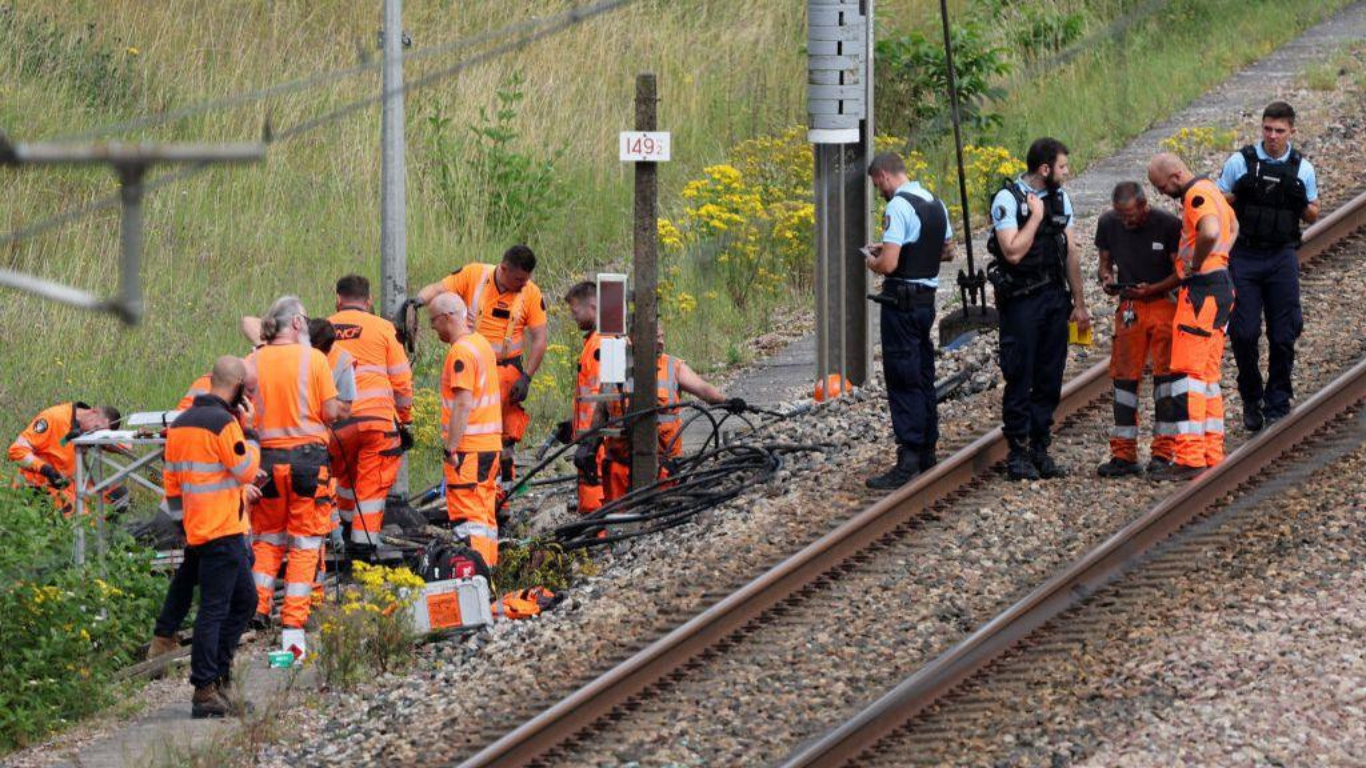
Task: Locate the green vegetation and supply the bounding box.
[0,488,163,750]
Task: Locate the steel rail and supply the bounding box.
[779,191,1366,768]
[458,190,1366,768]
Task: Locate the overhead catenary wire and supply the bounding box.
[0,0,636,252]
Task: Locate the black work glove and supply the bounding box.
[553,419,574,446]
[573,441,601,486]
[397,423,415,452]
[509,372,532,404]
[723,397,748,414]
[40,465,69,490]
[1289,177,1311,211]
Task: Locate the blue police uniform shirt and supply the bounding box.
[881,181,953,288]
[1216,141,1318,202]
[990,177,1074,234]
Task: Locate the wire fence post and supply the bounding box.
[381,0,410,496]
[629,73,660,491]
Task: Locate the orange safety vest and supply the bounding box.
[250,343,338,449]
[328,308,415,422]
[1178,178,1238,277]
[163,395,261,546]
[441,264,547,363]
[573,331,602,438]
[177,372,212,411]
[8,402,81,486]
[440,333,503,453]
[606,354,683,458]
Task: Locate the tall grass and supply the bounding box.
[0,0,1355,455]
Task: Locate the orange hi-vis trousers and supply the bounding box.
[251,446,332,628]
[1109,297,1177,463]
[445,450,500,567]
[577,444,606,515]
[330,417,401,547]
[1169,272,1235,469]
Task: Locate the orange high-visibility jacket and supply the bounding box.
[441,333,503,453]
[163,395,261,546]
[440,264,548,362]
[606,355,684,458]
[328,308,414,423]
[177,372,212,411]
[250,343,338,449]
[573,331,602,438]
[1178,178,1238,277]
[8,402,82,485]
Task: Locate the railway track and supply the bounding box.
[450,190,1366,767]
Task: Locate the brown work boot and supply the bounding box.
[146,633,180,662]
[191,682,231,719]
[217,676,256,716]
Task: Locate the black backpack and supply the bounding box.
[416,538,491,583]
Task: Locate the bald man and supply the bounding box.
[1147,153,1238,480]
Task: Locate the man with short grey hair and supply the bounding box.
[1095,181,1182,477]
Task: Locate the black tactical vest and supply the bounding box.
[890,190,949,281]
[1231,144,1306,250]
[986,181,1069,281]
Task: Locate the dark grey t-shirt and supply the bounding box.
[1094,208,1181,285]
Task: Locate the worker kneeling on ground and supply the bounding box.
[1094,181,1183,477]
[8,401,121,512]
[1147,153,1238,480]
[583,323,742,503]
[328,274,413,555]
[428,292,504,567]
[562,280,606,515]
[418,245,548,491]
[160,356,261,718]
[248,296,343,631]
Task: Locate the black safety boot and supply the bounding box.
[1146,456,1174,474]
[1006,440,1040,481]
[1096,458,1141,478]
[248,612,273,633]
[1031,440,1066,479]
[192,682,231,719]
[919,451,938,473]
[1243,404,1265,433]
[1148,462,1204,482]
[866,447,922,490]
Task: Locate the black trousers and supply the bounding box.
[154,549,198,638]
[880,297,938,454]
[189,533,257,689]
[1228,243,1302,418]
[998,284,1071,443]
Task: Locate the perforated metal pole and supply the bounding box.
[629,73,660,491]
[381,0,411,496]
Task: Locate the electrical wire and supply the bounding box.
[0,0,637,251]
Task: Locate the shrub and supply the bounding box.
[1160,126,1238,168]
[0,486,163,751]
[874,21,1011,148]
[313,562,425,691]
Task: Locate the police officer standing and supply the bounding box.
[864,152,955,489]
[1218,101,1320,431]
[987,137,1091,480]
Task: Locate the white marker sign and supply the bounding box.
[619,131,671,162]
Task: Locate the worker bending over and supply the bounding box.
[419,245,548,488]
[248,296,343,630]
[562,281,606,515]
[8,401,121,512]
[428,292,504,567]
[328,275,413,553]
[1147,153,1238,480]
[159,356,261,718]
[1095,181,1182,477]
[582,324,742,503]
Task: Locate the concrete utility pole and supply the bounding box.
[628,73,660,491]
[0,140,264,324]
[381,0,409,496]
[808,0,873,387]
